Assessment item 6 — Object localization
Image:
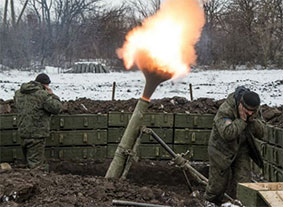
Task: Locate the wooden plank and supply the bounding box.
[240,182,283,191]
[237,183,267,207]
[259,191,283,207]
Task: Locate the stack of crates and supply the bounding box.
[1,111,282,178]
[107,112,174,160]
[253,125,283,182]
[0,114,108,161]
[46,114,108,160]
[173,113,214,161]
[0,114,22,161]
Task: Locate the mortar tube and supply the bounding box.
[105,98,150,178]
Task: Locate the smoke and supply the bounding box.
[117,0,205,78]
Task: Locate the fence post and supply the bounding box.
[112,82,116,101]
[189,83,193,101]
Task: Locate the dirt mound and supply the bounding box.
[0,160,207,207]
[2,96,283,128]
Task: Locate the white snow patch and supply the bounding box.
[0,68,282,106]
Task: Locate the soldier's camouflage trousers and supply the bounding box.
[21,138,49,171]
[204,151,251,205]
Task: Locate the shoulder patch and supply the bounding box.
[223,118,232,125]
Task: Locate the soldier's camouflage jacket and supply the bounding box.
[208,92,264,170]
[14,81,62,138]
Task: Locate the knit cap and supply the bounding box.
[241,91,260,111]
[35,73,51,84]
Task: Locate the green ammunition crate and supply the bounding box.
[107,144,172,159]
[253,138,267,158]
[0,147,24,162]
[268,125,276,145]
[270,165,283,182]
[46,146,107,160]
[46,130,107,146]
[269,164,283,182]
[108,112,174,127]
[51,114,107,130]
[265,144,274,164]
[237,183,277,207]
[173,145,208,161]
[272,146,283,167]
[107,128,173,144]
[274,127,283,147]
[139,144,172,159]
[0,114,17,130]
[263,161,271,181]
[174,129,211,145]
[0,130,20,146]
[264,125,274,143]
[107,144,118,158]
[174,113,214,129]
[251,160,262,175]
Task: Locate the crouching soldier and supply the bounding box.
[14,73,62,171]
[204,86,264,205]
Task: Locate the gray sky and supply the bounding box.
[0,0,141,9]
[0,0,154,18]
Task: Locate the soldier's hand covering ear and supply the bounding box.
[247,109,258,122]
[238,103,247,121]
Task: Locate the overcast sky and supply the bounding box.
[0,0,159,21]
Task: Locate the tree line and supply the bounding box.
[0,0,282,69]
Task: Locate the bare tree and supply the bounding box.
[129,0,160,21]
[3,0,9,26]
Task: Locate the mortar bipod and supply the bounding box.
[142,127,244,207]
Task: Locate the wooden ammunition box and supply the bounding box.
[0,114,17,130]
[251,160,262,175]
[174,129,211,145]
[274,127,283,148]
[51,114,108,130]
[45,146,107,160]
[107,128,173,144]
[237,182,283,207]
[265,144,274,164]
[139,144,172,159]
[108,112,174,127]
[0,147,24,162]
[253,138,267,159]
[264,125,274,143]
[263,161,271,181]
[46,130,107,146]
[271,145,283,167]
[0,130,20,146]
[173,145,208,161]
[174,113,214,129]
[270,165,283,182]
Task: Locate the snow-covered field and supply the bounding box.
[1,68,282,106]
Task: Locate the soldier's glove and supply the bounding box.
[247,112,257,122]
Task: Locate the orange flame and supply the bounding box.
[117,0,205,79]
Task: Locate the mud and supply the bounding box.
[0,160,209,207]
[1,96,283,128]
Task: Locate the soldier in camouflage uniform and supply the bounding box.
[14,73,62,171]
[204,86,264,205]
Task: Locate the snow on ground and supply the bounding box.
[0,67,283,106]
